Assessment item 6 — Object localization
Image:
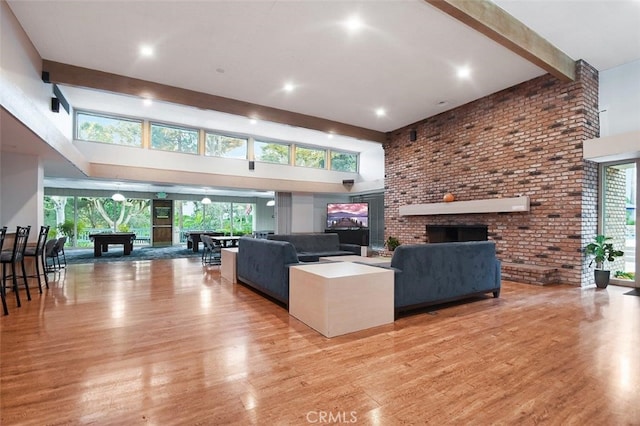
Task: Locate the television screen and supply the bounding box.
[326,202,368,229]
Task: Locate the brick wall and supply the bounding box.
[384,61,599,286]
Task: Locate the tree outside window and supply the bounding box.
[295,146,326,169]
[254,141,290,164]
[76,112,142,146]
[330,151,357,172]
[205,133,247,159]
[151,123,198,154]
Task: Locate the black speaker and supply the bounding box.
[249,161,255,170]
[342,179,354,185]
[41,71,50,83]
[51,97,60,113]
[409,130,417,141]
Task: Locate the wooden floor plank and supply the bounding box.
[1,258,639,424]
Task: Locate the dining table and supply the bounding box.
[211,236,241,248]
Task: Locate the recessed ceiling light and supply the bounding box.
[139,45,154,57]
[249,118,257,125]
[327,133,334,139]
[457,66,471,79]
[375,108,386,117]
[143,99,153,106]
[345,15,363,33]
[283,83,295,92]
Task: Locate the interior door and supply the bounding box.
[152,199,173,247]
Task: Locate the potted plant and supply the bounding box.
[585,234,624,288]
[385,236,400,252]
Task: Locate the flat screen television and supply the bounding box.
[326,202,368,229]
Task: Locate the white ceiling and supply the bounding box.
[5,0,640,195]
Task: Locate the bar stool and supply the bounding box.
[24,225,50,292]
[1,225,31,315]
[0,226,7,315]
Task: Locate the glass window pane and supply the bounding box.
[151,123,199,154]
[330,151,358,172]
[44,195,77,245]
[76,112,142,146]
[231,203,255,235]
[295,146,326,169]
[205,133,247,159]
[50,196,151,248]
[254,141,290,164]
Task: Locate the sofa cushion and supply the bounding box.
[297,250,354,262]
[267,233,341,253]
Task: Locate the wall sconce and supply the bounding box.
[266,200,275,207]
[111,192,126,202]
[202,197,212,205]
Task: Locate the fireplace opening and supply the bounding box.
[427,224,488,243]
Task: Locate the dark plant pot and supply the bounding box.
[594,269,610,288]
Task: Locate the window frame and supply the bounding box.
[253,139,291,165]
[75,110,143,147]
[329,149,359,173]
[294,144,327,169]
[150,121,200,154]
[204,131,249,159]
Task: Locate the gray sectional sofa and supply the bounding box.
[236,237,501,316]
[267,233,360,261]
[386,241,501,314]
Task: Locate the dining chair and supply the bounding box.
[56,236,68,268]
[201,235,221,266]
[0,226,7,315]
[1,225,32,315]
[44,238,60,272]
[24,225,50,292]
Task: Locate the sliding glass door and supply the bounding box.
[602,161,637,286]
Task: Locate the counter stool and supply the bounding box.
[1,226,31,315]
[24,225,50,292]
[0,226,7,315]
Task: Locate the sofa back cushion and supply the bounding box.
[237,237,299,303]
[391,241,499,308]
[267,233,340,253]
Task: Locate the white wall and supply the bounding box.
[291,193,315,233]
[1,152,43,233]
[600,59,640,137]
[287,193,351,233]
[254,199,275,232]
[0,0,77,231]
[0,0,73,141]
[584,60,640,162]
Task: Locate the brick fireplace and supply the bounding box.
[383,61,599,286]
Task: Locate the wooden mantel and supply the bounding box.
[399,196,530,216]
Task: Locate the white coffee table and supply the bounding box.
[221,247,238,283]
[289,262,394,338]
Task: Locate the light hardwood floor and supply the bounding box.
[1,258,638,425]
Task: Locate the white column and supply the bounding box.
[0,152,44,237]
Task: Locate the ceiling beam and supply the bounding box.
[425,0,575,82]
[42,60,387,144]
